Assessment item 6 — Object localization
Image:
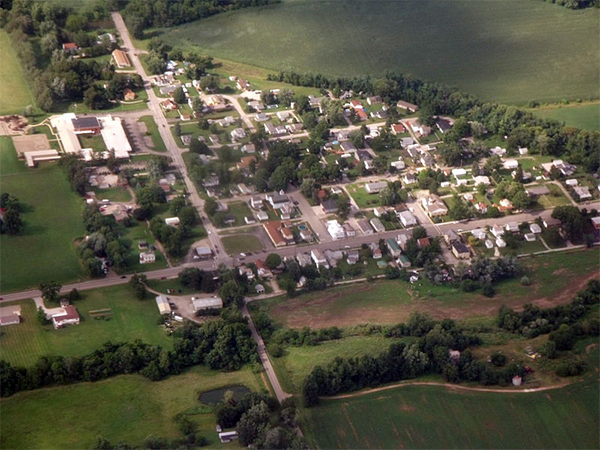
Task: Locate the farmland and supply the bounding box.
[160,0,599,105]
[0,30,36,115]
[0,138,85,293]
[302,378,599,449]
[0,284,172,367]
[254,249,600,328]
[531,102,600,132]
[0,365,263,450]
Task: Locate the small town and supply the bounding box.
[0,1,598,449]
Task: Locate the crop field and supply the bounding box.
[0,365,263,450]
[0,284,172,367]
[532,102,600,131]
[0,138,85,293]
[302,378,599,449]
[0,31,36,115]
[160,0,599,105]
[255,249,600,328]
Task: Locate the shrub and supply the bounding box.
[520,276,531,286]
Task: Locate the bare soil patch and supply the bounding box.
[11,134,51,156]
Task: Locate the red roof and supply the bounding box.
[417,237,431,248]
[62,43,78,50]
[263,221,285,247]
[391,123,406,133]
[53,305,80,324]
[255,259,268,270]
[351,100,362,108]
[356,109,368,119]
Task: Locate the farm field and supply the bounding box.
[221,233,264,254]
[0,30,36,115]
[0,138,85,293]
[255,249,600,328]
[160,0,599,105]
[302,378,599,449]
[531,102,600,131]
[0,365,263,450]
[0,284,172,367]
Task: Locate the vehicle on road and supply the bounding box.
[120,275,127,279]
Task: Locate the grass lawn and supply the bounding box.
[222,201,253,227]
[221,234,264,254]
[268,336,402,394]
[255,249,600,328]
[346,183,382,208]
[0,30,37,115]
[531,102,600,131]
[302,377,599,449]
[0,365,264,450]
[0,284,173,367]
[92,186,132,203]
[138,116,168,153]
[537,184,572,209]
[0,138,85,293]
[120,220,169,273]
[160,0,599,105]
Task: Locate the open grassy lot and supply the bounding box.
[91,186,132,203]
[345,182,384,208]
[531,102,600,131]
[0,30,37,115]
[302,377,599,449]
[268,336,404,394]
[255,249,600,328]
[138,116,168,152]
[0,284,172,367]
[0,365,263,450]
[219,201,253,227]
[161,0,599,105]
[221,233,264,254]
[0,138,85,293]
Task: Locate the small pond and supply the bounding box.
[199,385,251,405]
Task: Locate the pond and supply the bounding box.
[199,385,251,405]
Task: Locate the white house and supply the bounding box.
[139,252,156,264]
[327,220,346,240]
[311,249,328,268]
[165,217,180,226]
[503,159,519,170]
[398,210,417,227]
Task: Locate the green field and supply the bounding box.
[302,378,599,449]
[0,284,173,367]
[532,103,600,131]
[0,138,85,293]
[255,249,600,328]
[160,0,599,105]
[0,365,263,449]
[138,116,168,152]
[0,30,37,115]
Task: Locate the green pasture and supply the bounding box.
[221,234,264,254]
[0,284,173,367]
[160,0,599,105]
[0,30,37,115]
[0,365,263,450]
[532,102,600,131]
[303,378,599,449]
[0,138,85,293]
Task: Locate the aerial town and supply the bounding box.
[0,0,598,449]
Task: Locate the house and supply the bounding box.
[52,306,80,329]
[365,181,388,194]
[255,113,269,122]
[236,79,250,91]
[255,284,265,294]
[263,220,293,247]
[244,216,256,225]
[473,175,490,185]
[498,198,514,212]
[503,159,519,170]
[397,233,409,250]
[340,141,357,153]
[390,123,406,135]
[241,143,256,154]
[237,156,256,171]
[346,250,360,265]
[264,122,277,135]
[139,252,156,264]
[219,431,239,444]
[518,147,529,155]
[505,222,519,233]
[489,146,507,157]
[396,100,419,113]
[372,248,383,259]
[573,186,592,200]
[62,42,79,53]
[421,195,448,217]
[391,160,406,170]
[267,193,291,209]
[417,237,430,248]
[195,246,213,260]
[247,100,265,111]
[165,217,180,227]
[398,210,417,227]
[402,173,417,185]
[565,179,578,187]
[159,85,178,96]
[491,225,505,237]
[276,111,291,121]
[327,220,346,240]
[530,223,542,234]
[357,219,373,235]
[161,99,178,111]
[97,32,116,44]
[296,253,312,267]
[123,88,136,101]
[192,296,223,312]
[255,260,273,279]
[155,295,171,315]
[524,233,536,242]
[300,228,314,241]
[356,109,368,121]
[343,222,356,237]
[322,198,339,214]
[250,196,263,209]
[591,217,600,230]
[286,123,304,133]
[0,305,21,326]
[311,249,328,268]
[526,185,551,197]
[374,206,387,218]
[203,175,220,187]
[451,241,470,259]
[370,218,385,233]
[544,217,562,228]
[257,211,268,221]
[436,118,452,134]
[112,49,131,68]
[485,239,494,249]
[410,121,431,136]
[397,254,411,268]
[367,96,382,105]
[209,134,220,145]
[386,238,401,257]
[496,238,507,248]
[400,137,415,148]
[72,116,101,135]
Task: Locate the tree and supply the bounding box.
[337,195,351,219]
[219,280,245,307]
[36,306,49,325]
[173,86,185,104]
[236,402,271,446]
[39,281,62,303]
[200,75,220,92]
[129,274,148,300]
[204,197,218,216]
[173,122,181,136]
[265,253,282,270]
[3,200,23,234]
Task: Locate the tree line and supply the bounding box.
[0,309,256,397]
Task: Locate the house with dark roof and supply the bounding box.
[321,198,339,214]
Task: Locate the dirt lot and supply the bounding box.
[11,134,51,156]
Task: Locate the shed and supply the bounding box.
[192,296,223,312]
[155,295,171,315]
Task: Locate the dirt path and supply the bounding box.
[324,379,579,401]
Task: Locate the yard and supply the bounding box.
[531,102,600,132]
[91,186,132,203]
[159,0,599,105]
[253,249,600,329]
[0,284,173,367]
[0,365,264,449]
[302,377,599,449]
[0,30,37,115]
[138,116,168,153]
[120,219,170,273]
[221,233,264,255]
[536,183,572,209]
[345,183,384,209]
[0,138,86,293]
[213,201,254,228]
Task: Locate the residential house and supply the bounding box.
[451,241,470,259]
[489,146,506,157]
[573,186,592,200]
[365,181,388,194]
[241,143,256,154]
[491,225,505,237]
[396,100,419,113]
[255,260,273,279]
[236,156,256,171]
[566,179,578,187]
[400,137,415,148]
[471,228,487,240]
[505,222,519,233]
[357,219,373,235]
[397,254,411,268]
[391,159,406,170]
[236,79,250,91]
[410,120,431,136]
[0,305,21,326]
[257,211,269,221]
[436,118,452,134]
[386,238,401,257]
[209,134,220,145]
[417,237,430,248]
[267,193,290,209]
[526,185,551,197]
[165,217,180,227]
[321,199,339,214]
[503,159,519,170]
[286,123,304,134]
[255,113,269,122]
[421,195,448,217]
[591,217,600,231]
[264,122,277,135]
[343,222,356,237]
[397,233,409,250]
[374,206,387,218]
[346,250,360,265]
[161,99,178,111]
[112,49,130,68]
[398,210,417,227]
[327,220,346,240]
[496,237,507,248]
[311,249,328,268]
[367,96,382,105]
[300,228,314,241]
[123,89,136,101]
[52,306,80,329]
[473,175,490,185]
[518,147,529,155]
[391,123,406,135]
[370,217,385,233]
[139,252,156,264]
[296,253,312,267]
[530,223,542,234]
[355,109,368,121]
[62,42,79,53]
[402,173,417,185]
[250,196,263,209]
[498,198,514,212]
